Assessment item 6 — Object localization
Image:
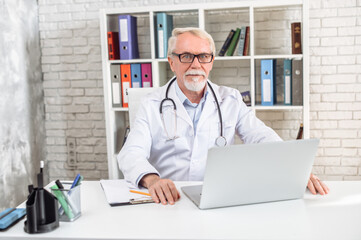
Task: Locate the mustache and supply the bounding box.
[184,70,206,77]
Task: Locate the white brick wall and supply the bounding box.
[38,0,361,181]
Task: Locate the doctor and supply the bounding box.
[118,27,329,205]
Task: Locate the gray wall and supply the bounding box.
[0,0,45,210]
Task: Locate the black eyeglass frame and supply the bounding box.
[172,52,214,63]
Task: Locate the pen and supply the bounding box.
[51,185,74,219]
[55,180,80,216]
[129,190,151,197]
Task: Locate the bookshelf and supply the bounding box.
[100,0,309,179]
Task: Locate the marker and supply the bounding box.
[129,190,151,197]
[55,180,80,216]
[51,185,74,219]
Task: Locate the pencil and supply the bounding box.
[129,190,151,197]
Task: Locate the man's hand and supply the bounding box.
[307,173,329,195]
[140,174,180,205]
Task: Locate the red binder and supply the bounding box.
[107,32,120,60]
[141,63,152,88]
[121,64,131,108]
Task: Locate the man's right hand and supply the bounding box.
[140,174,180,205]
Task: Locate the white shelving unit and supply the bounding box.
[100,0,309,179]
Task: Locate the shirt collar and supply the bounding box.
[175,79,208,107]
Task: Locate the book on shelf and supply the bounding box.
[107,32,120,60]
[243,26,250,56]
[121,64,131,108]
[283,59,292,105]
[226,28,241,56]
[261,59,277,106]
[241,91,251,106]
[141,63,152,88]
[296,123,303,140]
[130,63,142,88]
[118,15,139,60]
[292,59,303,105]
[237,26,247,56]
[291,22,302,54]
[155,12,173,59]
[218,30,235,56]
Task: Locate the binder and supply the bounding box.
[107,32,120,60]
[118,15,139,60]
[110,64,122,108]
[226,28,241,56]
[218,30,235,56]
[261,59,277,106]
[283,59,292,105]
[237,26,247,56]
[121,64,131,108]
[141,63,152,88]
[155,13,173,59]
[130,63,142,88]
[292,59,303,105]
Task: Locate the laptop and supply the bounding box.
[181,139,319,209]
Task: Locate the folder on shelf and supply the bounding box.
[243,26,250,56]
[121,64,131,108]
[226,28,241,56]
[283,59,292,105]
[107,32,120,60]
[118,15,139,60]
[292,59,303,105]
[155,12,173,59]
[141,63,152,88]
[218,30,235,56]
[237,26,247,56]
[130,63,142,88]
[110,64,122,108]
[261,59,277,106]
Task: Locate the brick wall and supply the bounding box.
[38,0,361,181]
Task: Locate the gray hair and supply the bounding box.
[167,27,216,57]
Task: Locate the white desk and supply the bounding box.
[1,181,361,240]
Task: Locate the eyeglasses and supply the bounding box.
[172,53,214,63]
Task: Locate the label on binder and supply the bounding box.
[263,79,271,102]
[122,82,130,104]
[285,76,291,104]
[112,83,121,105]
[158,30,164,58]
[120,19,128,42]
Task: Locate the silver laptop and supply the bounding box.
[181,139,319,209]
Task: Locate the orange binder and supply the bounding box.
[121,64,131,108]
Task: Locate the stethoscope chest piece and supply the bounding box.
[215,136,227,147]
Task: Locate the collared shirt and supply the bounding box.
[175,80,208,135]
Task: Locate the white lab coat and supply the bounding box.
[117,79,282,187]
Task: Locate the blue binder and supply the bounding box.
[118,15,139,60]
[261,59,277,106]
[283,59,292,105]
[130,63,142,88]
[155,13,173,59]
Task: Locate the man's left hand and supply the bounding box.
[307,173,329,195]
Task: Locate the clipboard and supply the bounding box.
[100,179,154,207]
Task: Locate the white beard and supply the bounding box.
[183,70,207,92]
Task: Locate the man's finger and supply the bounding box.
[148,187,160,204]
[311,177,325,195]
[161,184,175,205]
[155,185,167,205]
[167,181,179,202]
[307,179,316,195]
[319,179,329,194]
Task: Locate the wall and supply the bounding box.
[0,0,45,210]
[37,0,361,181]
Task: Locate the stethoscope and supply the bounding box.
[159,77,227,147]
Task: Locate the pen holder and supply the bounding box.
[51,184,81,222]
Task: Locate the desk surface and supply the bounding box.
[1,181,361,240]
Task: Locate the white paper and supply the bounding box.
[263,79,271,102]
[112,82,120,104]
[100,179,150,204]
[120,19,128,42]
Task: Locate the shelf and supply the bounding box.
[253,54,303,59]
[111,107,129,112]
[214,56,252,61]
[254,105,303,110]
[109,59,153,64]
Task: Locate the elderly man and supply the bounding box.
[118,27,329,205]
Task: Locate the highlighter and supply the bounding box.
[51,185,74,219]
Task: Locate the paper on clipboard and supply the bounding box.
[100,179,153,206]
